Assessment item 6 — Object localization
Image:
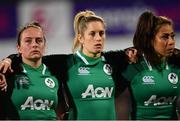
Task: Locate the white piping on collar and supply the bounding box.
[142,54,152,71]
[22,64,46,75]
[42,64,46,75]
[142,54,169,71]
[76,51,89,65]
[165,61,169,70]
[76,51,106,65]
[101,55,105,62]
[22,65,27,73]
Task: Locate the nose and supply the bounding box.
[31,39,38,47]
[168,37,175,46]
[95,33,102,42]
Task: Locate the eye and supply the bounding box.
[171,33,175,40]
[89,31,95,36]
[161,34,169,41]
[24,39,32,44]
[99,31,105,37]
[36,38,43,44]
[162,35,168,39]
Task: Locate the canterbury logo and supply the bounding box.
[78,67,90,75]
[142,76,155,84]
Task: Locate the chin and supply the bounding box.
[95,49,103,53]
[93,51,101,55]
[31,55,42,60]
[166,52,173,57]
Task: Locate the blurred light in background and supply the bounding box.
[73,0,180,36]
[0,4,17,39]
[0,0,179,59]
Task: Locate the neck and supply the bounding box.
[22,58,42,68]
[158,55,167,62]
[143,54,169,71]
[82,49,101,58]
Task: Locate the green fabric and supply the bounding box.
[11,63,59,120]
[122,57,180,120]
[67,51,116,120]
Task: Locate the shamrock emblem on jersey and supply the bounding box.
[45,78,55,88]
[103,64,112,75]
[168,73,178,84]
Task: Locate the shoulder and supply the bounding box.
[43,54,68,63]
[104,50,126,62]
[122,59,144,82]
[169,49,180,67]
[103,50,128,71]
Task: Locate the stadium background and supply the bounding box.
[0,0,180,59]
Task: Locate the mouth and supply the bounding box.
[94,44,102,49]
[165,48,174,56]
[31,50,41,54]
[167,48,174,53]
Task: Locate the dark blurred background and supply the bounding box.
[0,0,180,59]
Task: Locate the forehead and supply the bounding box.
[157,24,173,34]
[21,27,44,38]
[86,21,105,30]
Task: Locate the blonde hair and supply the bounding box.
[72,10,105,53]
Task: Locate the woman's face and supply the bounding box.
[17,27,46,61]
[79,21,105,57]
[153,24,175,58]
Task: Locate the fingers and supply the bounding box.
[131,49,138,63]
[2,62,13,73]
[132,48,137,55]
[126,48,138,64]
[4,58,13,73]
[0,73,7,92]
[9,66,14,73]
[0,83,7,91]
[0,58,13,74]
[0,62,5,72]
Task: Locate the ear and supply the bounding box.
[78,34,83,44]
[16,44,22,54]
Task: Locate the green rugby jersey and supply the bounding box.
[67,51,116,120]
[122,57,180,120]
[11,63,59,120]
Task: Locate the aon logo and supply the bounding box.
[144,95,177,106]
[21,96,54,110]
[81,84,113,98]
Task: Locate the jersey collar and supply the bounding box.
[142,54,169,71]
[76,50,106,65]
[22,63,47,75]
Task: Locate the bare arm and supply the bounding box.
[177,97,180,119]
[115,88,131,120]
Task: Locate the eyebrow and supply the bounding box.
[162,32,175,36]
[24,37,43,39]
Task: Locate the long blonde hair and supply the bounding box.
[72,10,105,53]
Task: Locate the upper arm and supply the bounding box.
[115,88,131,120]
